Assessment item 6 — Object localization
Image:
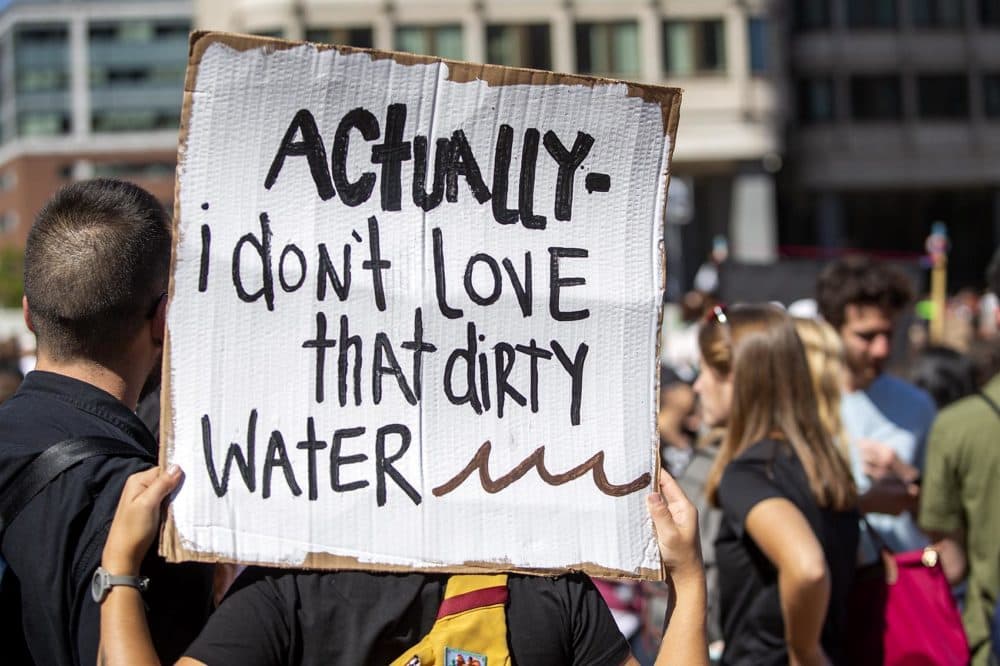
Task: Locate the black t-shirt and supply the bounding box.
[185,569,630,666]
[714,439,859,666]
[0,371,214,665]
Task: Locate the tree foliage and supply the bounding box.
[0,245,24,309]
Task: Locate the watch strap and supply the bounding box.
[106,573,149,592]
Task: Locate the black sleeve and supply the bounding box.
[716,460,783,539]
[185,574,293,666]
[508,574,630,666]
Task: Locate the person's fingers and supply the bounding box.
[135,465,183,508]
[656,471,690,506]
[120,466,163,502]
[646,492,675,529]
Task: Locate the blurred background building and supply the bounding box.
[197,0,782,300]
[0,0,997,301]
[0,0,190,247]
[779,0,1000,292]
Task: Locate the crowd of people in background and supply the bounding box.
[613,252,1000,665]
[2,177,1000,666]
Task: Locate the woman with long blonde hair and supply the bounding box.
[793,317,850,460]
[695,304,858,666]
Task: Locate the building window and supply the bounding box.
[396,25,463,60]
[663,20,724,76]
[0,172,16,192]
[305,27,373,48]
[251,29,284,39]
[17,68,68,92]
[983,0,1000,24]
[798,77,835,123]
[748,17,769,74]
[846,0,899,28]
[93,161,175,179]
[92,110,179,132]
[911,0,965,27]
[0,212,18,234]
[795,0,832,30]
[917,74,969,119]
[486,24,551,70]
[575,22,640,78]
[850,75,903,120]
[18,111,70,136]
[983,74,1000,117]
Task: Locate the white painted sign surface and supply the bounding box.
[162,33,679,578]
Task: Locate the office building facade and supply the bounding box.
[0,0,190,246]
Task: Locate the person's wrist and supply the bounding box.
[101,554,142,577]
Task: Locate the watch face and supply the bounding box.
[91,568,109,603]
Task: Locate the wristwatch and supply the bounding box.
[91,566,149,603]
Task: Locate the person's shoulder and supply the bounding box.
[932,387,1000,439]
[875,374,936,411]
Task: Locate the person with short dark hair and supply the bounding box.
[0,179,213,665]
[920,246,1000,666]
[908,345,977,410]
[816,255,935,554]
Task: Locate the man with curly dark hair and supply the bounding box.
[816,255,936,553]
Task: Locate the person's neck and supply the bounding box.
[34,355,140,410]
[847,372,878,393]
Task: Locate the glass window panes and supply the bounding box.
[846,0,899,28]
[798,77,835,123]
[92,109,178,132]
[663,20,725,76]
[748,17,769,74]
[986,74,1000,117]
[18,111,69,136]
[795,0,832,30]
[575,22,640,78]
[396,25,463,60]
[850,75,903,120]
[917,74,969,118]
[305,27,374,48]
[486,24,551,70]
[911,0,965,26]
[983,0,1000,24]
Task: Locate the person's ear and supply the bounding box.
[151,293,167,347]
[22,295,35,333]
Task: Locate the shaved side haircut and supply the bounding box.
[24,179,171,362]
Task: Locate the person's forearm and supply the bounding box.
[779,565,829,666]
[98,586,161,666]
[656,569,709,666]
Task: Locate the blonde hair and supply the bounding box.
[793,317,850,460]
[700,304,857,511]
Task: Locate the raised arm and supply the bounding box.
[621,472,708,666]
[97,465,205,666]
[745,498,830,666]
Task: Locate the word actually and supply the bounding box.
[265,105,611,229]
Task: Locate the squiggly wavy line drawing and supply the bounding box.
[431,440,651,498]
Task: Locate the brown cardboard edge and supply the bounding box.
[184,31,681,135]
[160,543,660,581]
[158,31,200,560]
[159,30,680,581]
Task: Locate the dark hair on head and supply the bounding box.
[24,179,171,362]
[909,345,976,409]
[987,246,1000,297]
[815,255,914,330]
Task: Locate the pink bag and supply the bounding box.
[848,522,969,666]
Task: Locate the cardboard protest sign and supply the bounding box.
[160,31,681,579]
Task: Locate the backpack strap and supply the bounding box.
[0,436,155,538]
[978,391,1000,419]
